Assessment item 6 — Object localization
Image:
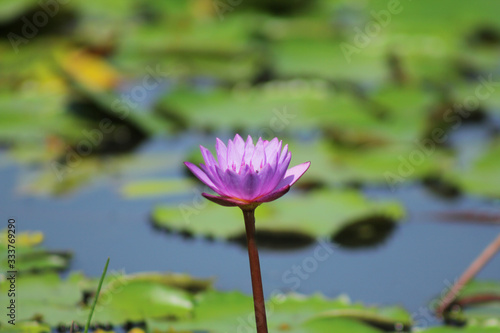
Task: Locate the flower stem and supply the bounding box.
[436,232,500,317]
[242,208,268,333]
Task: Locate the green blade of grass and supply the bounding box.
[84,257,110,333]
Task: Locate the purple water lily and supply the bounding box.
[184,134,310,209]
[184,134,310,333]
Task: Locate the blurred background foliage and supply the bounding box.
[1,0,500,196]
[1,0,500,332]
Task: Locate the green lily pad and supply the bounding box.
[149,291,411,333]
[161,79,436,145]
[286,141,453,187]
[152,189,405,243]
[456,281,500,301]
[421,327,500,333]
[451,140,500,198]
[121,179,195,199]
[0,229,72,274]
[0,0,38,22]
[442,281,500,328]
[0,92,87,147]
[272,38,386,81]
[0,250,72,274]
[18,150,182,196]
[0,321,51,333]
[100,272,213,295]
[0,272,86,326]
[0,270,212,327]
[92,278,194,324]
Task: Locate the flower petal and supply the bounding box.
[227,135,245,172]
[264,138,279,157]
[242,135,255,165]
[184,162,220,192]
[200,145,217,168]
[233,133,245,147]
[202,193,242,207]
[254,185,290,203]
[278,144,289,165]
[215,138,228,170]
[254,163,276,196]
[268,151,291,190]
[221,168,245,199]
[199,163,227,195]
[250,138,266,170]
[276,161,311,189]
[239,168,261,200]
[265,139,281,169]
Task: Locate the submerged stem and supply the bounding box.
[436,232,500,317]
[242,208,268,333]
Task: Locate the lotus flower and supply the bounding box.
[184,134,310,209]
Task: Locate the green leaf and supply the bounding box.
[18,151,182,196]
[451,140,500,198]
[0,321,51,333]
[0,230,72,274]
[152,189,404,244]
[3,250,72,274]
[0,272,87,326]
[88,277,195,324]
[443,280,500,328]
[421,327,500,333]
[121,179,195,199]
[286,141,453,187]
[0,271,211,327]
[150,291,411,333]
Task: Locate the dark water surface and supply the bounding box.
[1,131,499,328]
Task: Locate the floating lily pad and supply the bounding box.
[0,272,86,326]
[450,140,500,198]
[0,250,72,274]
[287,141,453,188]
[0,0,38,22]
[0,271,212,327]
[149,291,412,333]
[92,278,194,324]
[56,49,174,137]
[99,272,213,296]
[272,38,386,81]
[121,179,195,199]
[18,150,182,196]
[442,281,500,328]
[421,327,500,333]
[0,230,72,274]
[0,92,86,147]
[0,320,51,333]
[152,189,405,246]
[164,81,435,145]
[0,230,44,248]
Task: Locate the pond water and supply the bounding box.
[1,126,499,328]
